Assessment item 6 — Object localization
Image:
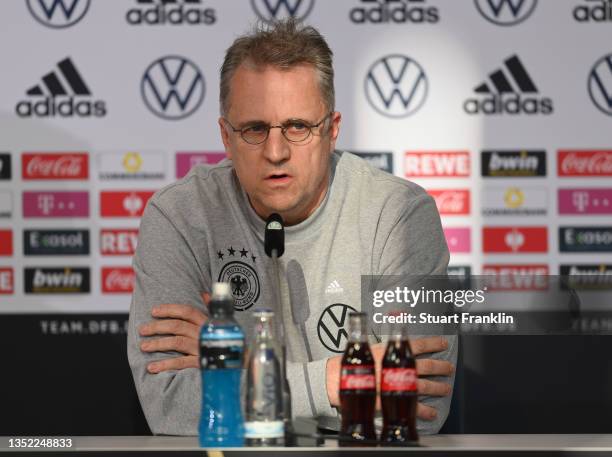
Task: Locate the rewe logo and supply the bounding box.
[464,55,552,115]
[573,0,612,22]
[588,53,612,116]
[481,150,546,177]
[474,0,537,26]
[365,55,428,118]
[482,264,549,290]
[100,229,139,255]
[27,0,90,28]
[0,268,13,294]
[141,55,205,120]
[350,0,439,24]
[251,0,315,23]
[405,151,470,177]
[16,57,106,118]
[25,267,90,294]
[558,150,612,176]
[126,0,216,26]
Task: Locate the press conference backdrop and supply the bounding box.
[0,0,611,435]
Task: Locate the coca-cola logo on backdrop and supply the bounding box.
[102,267,135,293]
[558,150,612,176]
[22,153,88,180]
[428,189,470,215]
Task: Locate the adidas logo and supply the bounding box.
[126,0,216,25]
[574,0,612,22]
[463,55,553,115]
[325,280,344,294]
[15,57,106,118]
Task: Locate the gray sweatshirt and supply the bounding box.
[127,150,456,436]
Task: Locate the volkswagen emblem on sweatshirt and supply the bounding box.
[317,303,358,353]
[218,261,260,311]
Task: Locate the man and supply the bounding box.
[128,19,456,436]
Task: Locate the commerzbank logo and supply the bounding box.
[251,0,315,23]
[588,53,612,116]
[365,54,428,118]
[474,0,537,26]
[141,55,205,120]
[27,0,91,28]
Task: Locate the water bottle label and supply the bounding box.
[244,420,284,439]
[381,367,418,392]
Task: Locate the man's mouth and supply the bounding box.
[266,173,291,180]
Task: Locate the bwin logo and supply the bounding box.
[141,55,205,120]
[26,0,90,29]
[251,0,315,24]
[364,54,428,118]
[15,57,106,118]
[588,53,612,116]
[464,54,553,115]
[474,0,538,26]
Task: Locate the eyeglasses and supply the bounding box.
[223,112,333,145]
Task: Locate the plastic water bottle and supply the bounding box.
[199,282,245,447]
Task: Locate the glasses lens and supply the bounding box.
[242,125,268,144]
[283,121,311,143]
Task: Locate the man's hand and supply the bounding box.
[139,294,209,373]
[326,336,454,421]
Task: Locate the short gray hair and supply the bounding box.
[220,19,335,116]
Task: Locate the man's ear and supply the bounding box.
[328,111,342,152]
[219,117,233,160]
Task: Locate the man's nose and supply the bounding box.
[262,127,291,164]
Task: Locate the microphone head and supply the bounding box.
[264,213,285,257]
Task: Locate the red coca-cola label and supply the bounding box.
[381,368,418,392]
[558,150,612,176]
[22,153,88,180]
[340,365,376,390]
[101,267,135,293]
[428,189,470,215]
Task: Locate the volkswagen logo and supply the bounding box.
[26,0,90,29]
[364,54,428,118]
[141,55,205,120]
[588,53,612,116]
[474,0,537,26]
[251,0,315,24]
[317,303,358,353]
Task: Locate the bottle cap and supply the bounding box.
[210,282,234,314]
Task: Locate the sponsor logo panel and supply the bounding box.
[559,227,612,252]
[0,230,13,256]
[0,268,14,294]
[443,228,471,253]
[24,229,89,256]
[560,264,612,290]
[24,267,90,294]
[102,267,135,294]
[481,150,546,177]
[23,191,89,218]
[141,55,205,120]
[176,152,225,178]
[482,264,549,290]
[0,191,12,218]
[474,0,538,26]
[126,0,216,25]
[98,151,165,180]
[482,186,547,216]
[100,229,139,256]
[0,154,11,180]
[464,54,553,115]
[405,151,470,177]
[483,227,548,253]
[558,150,612,176]
[429,189,470,215]
[588,53,612,116]
[447,265,472,276]
[26,0,91,28]
[558,189,612,215]
[251,0,315,23]
[365,55,428,118]
[22,152,88,180]
[349,0,439,24]
[16,57,106,118]
[100,191,154,218]
[351,151,394,174]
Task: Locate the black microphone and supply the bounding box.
[287,260,313,362]
[265,213,284,258]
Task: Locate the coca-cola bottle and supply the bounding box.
[381,326,418,444]
[339,312,376,446]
